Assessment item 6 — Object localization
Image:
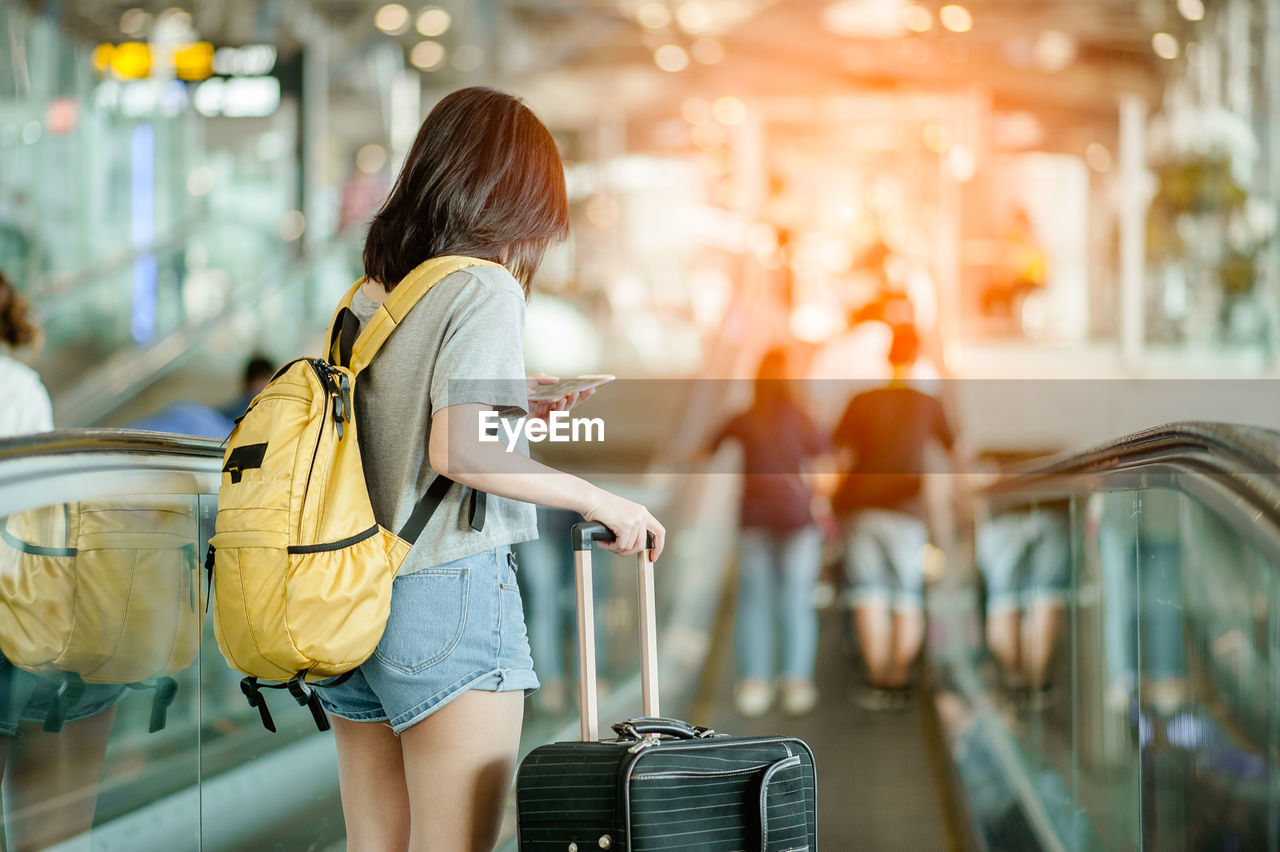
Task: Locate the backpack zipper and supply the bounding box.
[297,359,346,546]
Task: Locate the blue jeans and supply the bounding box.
[734,526,823,682]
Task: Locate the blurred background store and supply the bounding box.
[5,0,1278,436]
[2,0,1280,850]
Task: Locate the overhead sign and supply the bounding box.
[92,42,276,82]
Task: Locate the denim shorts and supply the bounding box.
[977,510,1069,614]
[842,509,929,613]
[0,658,127,737]
[316,545,539,734]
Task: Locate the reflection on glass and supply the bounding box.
[941,476,1280,851]
[976,502,1070,705]
[0,494,203,850]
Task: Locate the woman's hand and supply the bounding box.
[583,490,665,561]
[526,373,595,422]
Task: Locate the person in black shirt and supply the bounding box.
[832,325,954,709]
[710,348,833,717]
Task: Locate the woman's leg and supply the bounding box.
[331,716,410,852]
[5,708,116,852]
[777,526,822,682]
[399,689,524,852]
[734,529,776,684]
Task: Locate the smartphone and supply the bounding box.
[527,374,616,403]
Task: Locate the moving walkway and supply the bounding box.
[1,421,1277,850]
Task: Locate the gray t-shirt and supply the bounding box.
[349,264,538,573]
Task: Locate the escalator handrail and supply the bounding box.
[992,420,1280,481]
[0,429,225,464]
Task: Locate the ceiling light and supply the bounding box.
[1152,32,1179,60]
[410,40,446,69]
[1185,41,1203,67]
[677,3,713,32]
[902,5,932,33]
[375,4,411,34]
[654,44,689,72]
[416,7,451,37]
[1177,0,1205,22]
[637,2,672,30]
[692,38,725,64]
[939,5,973,33]
[712,96,746,125]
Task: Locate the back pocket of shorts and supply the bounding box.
[373,568,470,673]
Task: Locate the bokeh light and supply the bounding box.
[902,5,932,33]
[374,4,410,35]
[654,44,689,72]
[186,165,213,196]
[1152,32,1179,60]
[356,143,387,174]
[119,8,150,36]
[279,210,306,242]
[415,7,451,37]
[676,3,712,33]
[1086,142,1113,172]
[411,40,446,70]
[637,2,672,30]
[939,5,973,33]
[712,96,747,126]
[1177,0,1205,22]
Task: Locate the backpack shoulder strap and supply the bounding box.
[347,255,502,375]
[325,279,364,366]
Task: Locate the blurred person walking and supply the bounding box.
[0,271,52,438]
[315,87,664,852]
[709,348,832,718]
[832,325,956,710]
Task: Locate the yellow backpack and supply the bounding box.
[208,255,498,731]
[0,496,203,732]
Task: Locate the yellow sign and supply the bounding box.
[93,42,215,81]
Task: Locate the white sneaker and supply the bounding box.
[781,680,818,716]
[735,679,774,718]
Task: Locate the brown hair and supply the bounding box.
[362,87,569,295]
[0,271,39,349]
[753,347,796,407]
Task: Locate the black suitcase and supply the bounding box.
[515,522,817,851]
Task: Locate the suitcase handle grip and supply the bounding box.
[571,522,659,742]
[613,717,714,741]
[572,521,656,552]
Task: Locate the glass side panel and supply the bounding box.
[1071,489,1146,849]
[1137,485,1278,850]
[0,489,206,851]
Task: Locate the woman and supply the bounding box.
[315,87,665,852]
[709,348,830,718]
[0,270,52,438]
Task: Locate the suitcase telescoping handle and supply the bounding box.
[571,521,658,743]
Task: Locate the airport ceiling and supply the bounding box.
[34,0,1183,125]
